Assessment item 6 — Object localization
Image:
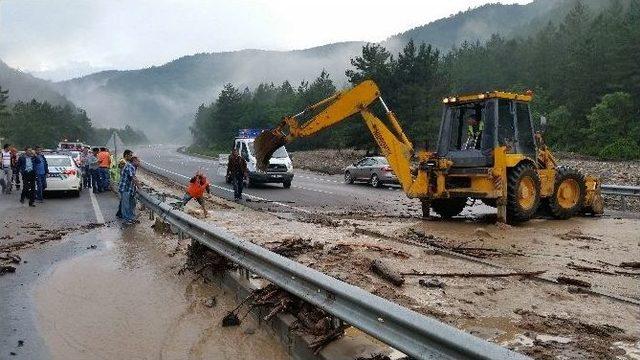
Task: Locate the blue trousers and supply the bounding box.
[91,169,100,192]
[36,174,46,200]
[99,168,110,191]
[83,166,92,188]
[119,190,136,221]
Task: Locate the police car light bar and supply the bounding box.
[237,128,268,139]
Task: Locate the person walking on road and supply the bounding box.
[180,170,211,217]
[118,155,140,225]
[227,148,248,201]
[34,146,49,202]
[2,144,13,194]
[18,147,37,207]
[97,147,111,192]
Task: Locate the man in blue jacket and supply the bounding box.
[34,146,49,202]
[18,147,37,207]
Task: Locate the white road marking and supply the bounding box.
[292,185,335,195]
[89,190,105,225]
[141,161,311,214]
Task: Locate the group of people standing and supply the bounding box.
[77,147,113,193]
[1,144,50,207]
[78,147,140,225]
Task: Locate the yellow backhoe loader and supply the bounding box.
[254,80,604,223]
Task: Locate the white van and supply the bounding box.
[224,129,294,188]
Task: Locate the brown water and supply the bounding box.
[33,226,288,360]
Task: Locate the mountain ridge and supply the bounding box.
[4,0,614,140]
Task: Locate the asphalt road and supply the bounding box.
[136,145,428,217]
[0,180,286,359]
[0,187,120,358]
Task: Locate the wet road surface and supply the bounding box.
[136,145,424,216]
[1,188,287,359]
[135,145,497,218]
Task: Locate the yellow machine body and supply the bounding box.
[254,80,603,223]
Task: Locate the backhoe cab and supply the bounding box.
[254,80,604,223]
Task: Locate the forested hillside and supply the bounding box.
[190,1,640,160]
[383,0,617,52]
[56,0,616,141]
[0,60,72,107]
[0,85,147,148]
[55,42,366,140]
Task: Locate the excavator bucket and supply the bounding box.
[254,129,287,171]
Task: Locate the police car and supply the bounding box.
[44,154,82,197]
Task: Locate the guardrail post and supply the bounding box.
[621,195,627,211]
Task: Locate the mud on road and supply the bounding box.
[140,168,640,359]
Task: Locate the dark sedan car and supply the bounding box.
[344,156,398,188]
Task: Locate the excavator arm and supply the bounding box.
[254,80,430,196]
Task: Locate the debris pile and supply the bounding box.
[265,237,323,258]
[183,241,232,277]
[557,229,602,242]
[0,252,20,276]
[223,284,349,355]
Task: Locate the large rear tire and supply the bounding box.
[507,163,541,223]
[549,167,586,219]
[370,174,381,188]
[431,198,467,219]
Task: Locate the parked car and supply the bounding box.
[44,154,82,197]
[344,156,398,188]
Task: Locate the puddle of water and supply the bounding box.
[460,316,521,343]
[33,226,288,360]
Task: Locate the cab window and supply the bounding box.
[516,102,535,155]
[498,100,516,152]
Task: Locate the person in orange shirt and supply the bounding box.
[180,170,211,217]
[97,147,111,192]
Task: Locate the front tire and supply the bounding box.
[71,190,80,198]
[344,171,354,184]
[283,180,291,189]
[549,167,586,219]
[507,163,541,223]
[431,198,467,219]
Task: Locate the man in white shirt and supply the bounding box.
[2,143,13,194]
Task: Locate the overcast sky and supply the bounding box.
[0,0,532,81]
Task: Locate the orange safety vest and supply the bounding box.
[98,152,111,168]
[187,177,209,198]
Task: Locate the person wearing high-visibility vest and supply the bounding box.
[464,114,483,150]
[180,170,211,217]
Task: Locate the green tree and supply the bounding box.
[585,92,639,158]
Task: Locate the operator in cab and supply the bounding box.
[464,114,483,150]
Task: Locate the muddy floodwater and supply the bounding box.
[33,226,288,360]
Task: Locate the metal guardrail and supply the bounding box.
[601,184,640,197]
[601,185,640,211]
[137,188,527,360]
